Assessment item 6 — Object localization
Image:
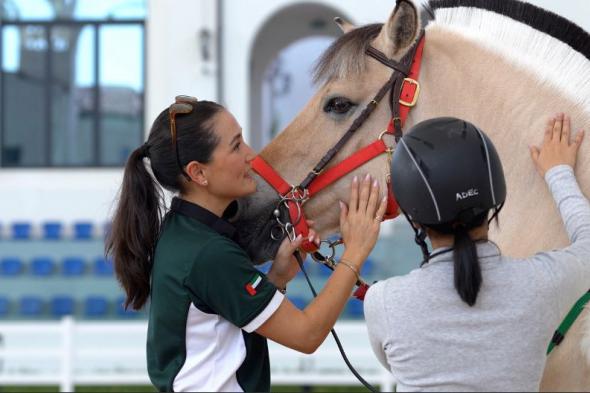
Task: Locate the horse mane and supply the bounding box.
[426,0,590,109]
[314,0,590,108]
[428,0,590,60]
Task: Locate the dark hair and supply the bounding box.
[106,100,223,310]
[427,211,493,307]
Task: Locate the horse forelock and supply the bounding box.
[312,23,383,85]
[313,1,435,85]
[426,2,590,111]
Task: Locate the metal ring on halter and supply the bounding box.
[277,199,303,227]
[283,222,296,241]
[311,240,335,262]
[270,225,285,241]
[287,185,309,204]
[379,129,398,142]
[311,238,343,263]
[379,130,396,154]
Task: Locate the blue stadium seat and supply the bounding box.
[360,257,375,277]
[20,296,44,316]
[256,262,271,275]
[51,296,75,317]
[295,257,314,278]
[62,257,86,276]
[289,296,308,310]
[12,222,32,240]
[31,257,55,276]
[85,296,109,317]
[115,296,137,318]
[94,257,114,276]
[0,257,24,276]
[103,222,112,239]
[0,296,10,317]
[346,299,364,319]
[42,222,63,240]
[317,262,333,277]
[73,222,93,240]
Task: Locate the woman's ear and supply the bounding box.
[186,161,208,186]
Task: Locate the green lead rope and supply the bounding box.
[547,289,590,355]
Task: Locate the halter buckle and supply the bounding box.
[399,78,420,107]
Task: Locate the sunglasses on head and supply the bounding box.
[169,95,199,181]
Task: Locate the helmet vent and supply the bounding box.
[473,127,497,206]
[400,138,442,222]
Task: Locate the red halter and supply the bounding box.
[252,37,425,253]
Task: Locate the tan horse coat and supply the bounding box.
[236,1,590,390]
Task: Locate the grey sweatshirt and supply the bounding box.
[364,165,590,392]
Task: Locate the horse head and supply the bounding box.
[231,0,424,263]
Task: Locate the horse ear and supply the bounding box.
[376,0,420,57]
[334,17,356,34]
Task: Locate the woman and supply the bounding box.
[364,114,589,391]
[106,95,387,392]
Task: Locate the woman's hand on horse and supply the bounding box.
[339,174,388,267]
[267,225,320,289]
[530,113,585,177]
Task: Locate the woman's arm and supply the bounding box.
[530,113,590,317]
[256,174,387,353]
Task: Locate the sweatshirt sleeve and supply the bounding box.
[535,165,590,319]
[363,281,390,371]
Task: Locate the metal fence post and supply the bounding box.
[60,316,74,392]
[380,369,396,392]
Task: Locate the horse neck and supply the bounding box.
[411,28,590,257]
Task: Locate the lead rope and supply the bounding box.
[275,205,378,392]
[293,249,379,393]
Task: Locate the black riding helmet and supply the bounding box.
[391,117,506,226]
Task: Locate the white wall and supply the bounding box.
[146,0,218,120]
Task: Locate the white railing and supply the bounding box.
[0,318,396,392]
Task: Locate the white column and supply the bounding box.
[380,370,396,392]
[146,0,218,134]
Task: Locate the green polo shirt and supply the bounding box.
[147,197,284,392]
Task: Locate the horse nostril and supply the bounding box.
[223,200,240,222]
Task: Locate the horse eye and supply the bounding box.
[323,97,356,115]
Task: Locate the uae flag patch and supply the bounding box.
[245,274,262,296]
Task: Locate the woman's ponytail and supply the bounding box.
[426,210,489,307]
[106,145,163,310]
[452,225,482,307]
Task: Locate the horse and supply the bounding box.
[230,0,590,390]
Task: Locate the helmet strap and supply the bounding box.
[487,202,505,226]
[402,210,431,266]
[403,210,459,267]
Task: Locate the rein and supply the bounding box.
[252,33,426,299]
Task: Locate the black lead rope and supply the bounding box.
[293,250,379,393]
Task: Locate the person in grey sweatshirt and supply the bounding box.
[364,114,587,392]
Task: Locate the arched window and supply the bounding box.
[249,2,348,151]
